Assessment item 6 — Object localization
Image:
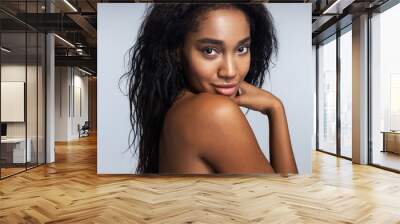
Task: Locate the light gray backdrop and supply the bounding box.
[97,3,313,174]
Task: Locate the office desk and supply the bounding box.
[382,131,400,154]
[1,138,32,163]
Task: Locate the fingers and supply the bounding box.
[231,95,241,105]
[232,95,251,109]
[238,81,251,90]
[238,81,258,95]
[239,82,263,99]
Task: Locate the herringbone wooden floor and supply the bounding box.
[1,134,400,223]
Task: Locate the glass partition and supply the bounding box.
[27,31,38,169]
[1,30,28,177]
[339,28,352,158]
[0,1,46,179]
[318,36,337,155]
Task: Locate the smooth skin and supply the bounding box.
[159,7,298,174]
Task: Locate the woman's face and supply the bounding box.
[182,8,251,98]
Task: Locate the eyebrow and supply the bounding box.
[196,37,251,46]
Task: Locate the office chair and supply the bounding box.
[79,121,90,138]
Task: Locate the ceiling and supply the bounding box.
[0,0,392,75]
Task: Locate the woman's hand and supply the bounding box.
[232,81,298,174]
[231,81,283,115]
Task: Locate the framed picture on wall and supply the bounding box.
[1,81,25,122]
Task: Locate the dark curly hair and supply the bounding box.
[123,3,278,174]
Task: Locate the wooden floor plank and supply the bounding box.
[1,134,400,223]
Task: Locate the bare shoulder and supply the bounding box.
[162,92,273,173]
[164,92,245,135]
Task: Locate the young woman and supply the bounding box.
[124,3,298,174]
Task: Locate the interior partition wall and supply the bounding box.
[0,0,46,179]
[316,25,353,160]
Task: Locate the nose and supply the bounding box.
[217,55,237,81]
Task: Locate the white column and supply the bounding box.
[45,0,56,163]
[352,14,369,164]
[46,33,55,163]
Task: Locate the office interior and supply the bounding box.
[0,0,400,222]
[0,0,97,179]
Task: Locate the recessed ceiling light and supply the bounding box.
[1,47,11,53]
[63,0,78,12]
[322,0,354,15]
[54,34,75,48]
[78,67,93,76]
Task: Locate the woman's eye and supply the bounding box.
[237,46,250,54]
[203,47,217,56]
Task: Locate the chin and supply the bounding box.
[216,92,237,98]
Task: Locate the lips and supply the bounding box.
[213,83,238,96]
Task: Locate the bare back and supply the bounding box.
[159,91,215,174]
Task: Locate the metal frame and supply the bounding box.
[373,0,400,13]
[367,10,373,166]
[316,44,319,151]
[336,27,341,158]
[25,2,28,171]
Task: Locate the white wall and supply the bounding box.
[55,67,69,141]
[1,82,25,122]
[72,72,89,138]
[97,4,145,174]
[97,3,313,174]
[1,63,46,163]
[258,4,313,173]
[54,67,89,141]
[1,65,27,125]
[1,65,41,138]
